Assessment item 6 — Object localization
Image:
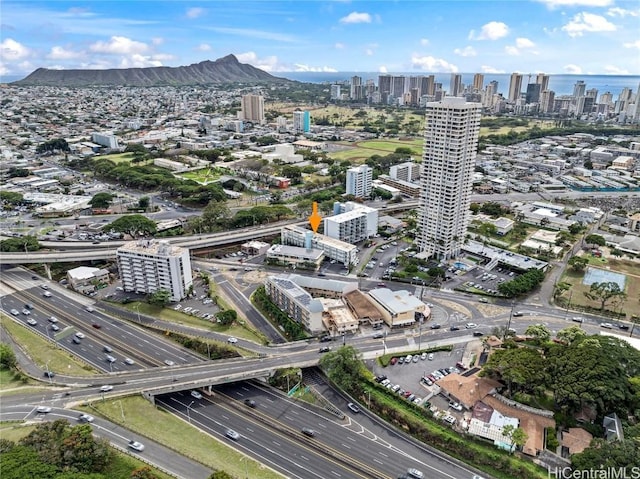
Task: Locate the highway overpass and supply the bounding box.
[0,202,419,264]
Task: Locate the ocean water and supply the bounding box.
[278,72,640,98]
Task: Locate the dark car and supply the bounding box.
[372,332,384,339]
[301,427,315,437]
[44,371,55,378]
[449,325,460,331]
[244,399,256,408]
[430,324,441,329]
[619,324,630,330]
[319,346,331,353]
[375,375,387,383]
[319,335,332,342]
[472,331,484,337]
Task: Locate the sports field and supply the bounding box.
[329,138,423,162]
[178,167,227,184]
[94,152,139,164]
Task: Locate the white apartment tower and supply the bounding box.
[116,239,193,302]
[241,94,265,124]
[417,98,481,260]
[345,164,373,198]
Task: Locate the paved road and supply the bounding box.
[0,404,212,479]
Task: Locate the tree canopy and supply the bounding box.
[89,193,114,209]
[0,235,41,253]
[583,281,626,311]
[107,215,157,238]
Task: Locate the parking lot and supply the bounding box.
[367,342,469,419]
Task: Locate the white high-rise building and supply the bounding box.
[345,164,373,198]
[116,239,193,302]
[508,73,523,102]
[324,201,378,244]
[417,97,481,260]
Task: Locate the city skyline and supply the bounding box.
[1,0,639,80]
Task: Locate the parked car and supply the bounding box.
[449,402,463,411]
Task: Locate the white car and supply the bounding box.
[36,406,52,413]
[75,332,85,339]
[124,358,135,365]
[27,319,38,326]
[449,402,463,411]
[99,385,113,392]
[191,390,203,399]
[227,337,238,344]
[164,360,175,366]
[128,440,145,452]
[78,414,94,423]
[600,322,613,329]
[225,429,240,441]
[10,309,19,316]
[49,316,58,323]
[465,322,478,329]
[50,324,60,331]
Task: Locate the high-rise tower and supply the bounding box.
[241,94,265,124]
[508,73,523,102]
[417,98,481,260]
[472,73,484,93]
[450,73,463,97]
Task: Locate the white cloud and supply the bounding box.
[469,21,509,40]
[293,64,338,72]
[186,7,205,19]
[604,65,630,74]
[119,54,163,68]
[516,37,536,48]
[420,38,430,46]
[536,0,612,8]
[607,7,639,17]
[505,46,520,56]
[339,11,372,24]
[89,36,149,55]
[453,46,477,57]
[481,65,506,74]
[564,63,583,74]
[378,65,388,73]
[365,48,374,56]
[334,42,345,49]
[624,40,640,49]
[236,51,288,72]
[196,43,212,52]
[207,27,296,43]
[151,37,164,46]
[562,12,616,37]
[47,46,83,60]
[411,55,458,73]
[0,38,31,61]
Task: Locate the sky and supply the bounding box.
[1,0,639,79]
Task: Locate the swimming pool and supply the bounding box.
[453,262,467,270]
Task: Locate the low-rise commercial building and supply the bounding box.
[67,266,110,294]
[367,288,430,328]
[265,244,324,269]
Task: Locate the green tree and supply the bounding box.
[215,310,237,326]
[553,281,572,300]
[208,471,234,479]
[319,346,364,395]
[88,193,114,209]
[584,234,606,247]
[483,348,546,395]
[568,223,583,235]
[138,196,150,209]
[107,215,157,238]
[524,324,551,343]
[583,281,626,311]
[0,235,41,252]
[502,425,528,453]
[571,439,640,470]
[131,466,162,478]
[568,256,588,272]
[0,343,17,369]
[556,325,587,345]
[148,289,171,307]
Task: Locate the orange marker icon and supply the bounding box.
[309,202,322,233]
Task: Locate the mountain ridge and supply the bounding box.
[12,54,288,87]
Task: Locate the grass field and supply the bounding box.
[94,152,138,164]
[1,315,97,377]
[178,167,227,184]
[329,138,423,162]
[122,302,265,343]
[0,422,37,442]
[84,396,284,479]
[560,253,640,319]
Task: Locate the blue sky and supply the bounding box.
[1,0,638,78]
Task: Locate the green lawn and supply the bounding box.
[178,167,227,184]
[121,302,266,344]
[84,396,284,479]
[357,139,422,153]
[94,152,138,164]
[0,422,37,442]
[1,316,98,377]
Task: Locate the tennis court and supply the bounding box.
[582,267,626,290]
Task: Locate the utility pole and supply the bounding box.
[503,301,515,341]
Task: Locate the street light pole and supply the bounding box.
[503,301,515,341]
